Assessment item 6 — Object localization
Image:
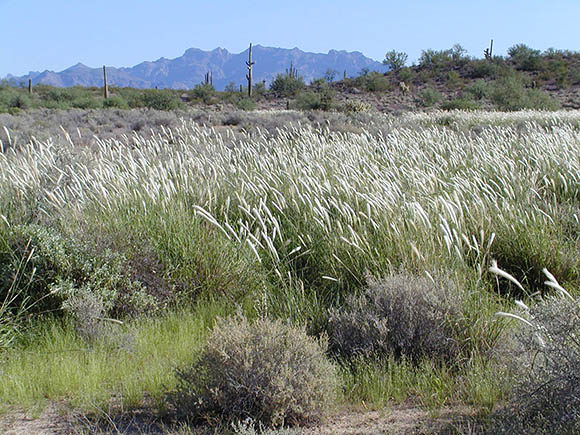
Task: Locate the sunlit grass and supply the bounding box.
[1,109,580,419]
[0,300,230,411]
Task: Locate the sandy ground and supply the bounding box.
[0,403,480,434]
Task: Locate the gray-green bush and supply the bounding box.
[170,316,338,427]
[328,273,463,362]
[490,288,580,434]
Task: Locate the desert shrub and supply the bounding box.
[131,90,182,111]
[383,50,408,71]
[270,73,305,97]
[397,67,414,83]
[295,91,322,111]
[295,88,334,111]
[144,90,183,110]
[543,60,570,88]
[0,224,156,320]
[354,71,390,92]
[170,316,337,427]
[489,75,560,111]
[465,79,489,100]
[191,83,216,104]
[419,87,442,107]
[103,95,129,109]
[508,44,545,71]
[341,100,372,113]
[71,96,103,109]
[491,276,580,433]
[252,81,267,97]
[0,89,34,112]
[236,98,256,111]
[467,59,500,79]
[571,68,580,85]
[524,88,560,111]
[440,98,480,111]
[418,44,469,70]
[446,70,462,88]
[328,273,463,362]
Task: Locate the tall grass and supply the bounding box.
[1,109,580,416]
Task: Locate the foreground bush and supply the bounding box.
[171,316,338,427]
[328,273,462,362]
[491,270,580,433]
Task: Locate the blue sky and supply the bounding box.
[2,0,579,77]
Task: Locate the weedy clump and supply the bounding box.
[489,269,580,433]
[328,272,464,363]
[170,316,338,428]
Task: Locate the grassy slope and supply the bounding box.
[1,109,580,430]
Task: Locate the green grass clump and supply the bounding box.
[0,301,229,410]
[170,316,338,428]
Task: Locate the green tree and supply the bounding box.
[383,50,408,71]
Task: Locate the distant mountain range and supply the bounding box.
[5,45,384,91]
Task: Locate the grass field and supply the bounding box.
[1,109,580,432]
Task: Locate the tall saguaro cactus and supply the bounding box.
[246,43,255,98]
[103,65,109,99]
[484,39,494,61]
[204,71,213,86]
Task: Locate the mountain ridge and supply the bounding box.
[6,46,384,91]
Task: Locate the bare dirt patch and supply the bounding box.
[0,403,76,435]
[0,403,480,434]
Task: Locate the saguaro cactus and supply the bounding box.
[28,79,32,95]
[286,63,298,79]
[103,65,109,99]
[204,71,213,86]
[246,43,255,97]
[484,39,494,61]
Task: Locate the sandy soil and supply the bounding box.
[0,403,480,434]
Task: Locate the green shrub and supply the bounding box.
[383,50,408,71]
[419,87,442,107]
[103,95,129,109]
[191,83,216,104]
[465,79,489,100]
[441,98,480,111]
[397,67,414,83]
[363,72,391,92]
[508,44,545,71]
[131,90,183,110]
[270,74,305,97]
[145,90,183,110]
[446,70,462,88]
[236,98,256,111]
[0,224,156,320]
[71,97,103,109]
[252,81,267,97]
[418,44,469,69]
[170,316,337,427]
[295,89,334,111]
[341,100,372,113]
[328,273,463,362]
[467,59,500,79]
[489,75,560,111]
[0,88,34,111]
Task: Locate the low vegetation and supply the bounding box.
[3,42,580,116]
[171,316,337,427]
[2,105,580,432]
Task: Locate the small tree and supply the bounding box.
[383,50,408,71]
[323,69,338,83]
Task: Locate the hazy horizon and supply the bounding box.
[3,0,580,77]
